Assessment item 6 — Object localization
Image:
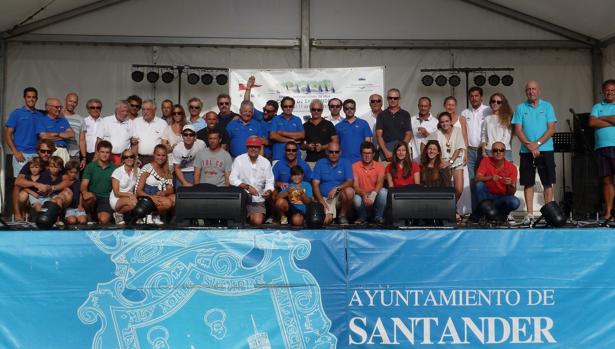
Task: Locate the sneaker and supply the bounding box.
[522,214,534,225]
[354,218,366,225]
[507,214,516,223]
[337,216,349,225]
[146,214,154,224]
[113,212,125,225]
[152,214,164,225]
[265,217,274,224]
[280,215,288,225]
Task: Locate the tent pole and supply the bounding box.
[591,45,604,102]
[300,0,310,68]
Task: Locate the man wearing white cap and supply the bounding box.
[230,136,274,226]
[172,124,206,188]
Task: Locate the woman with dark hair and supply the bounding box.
[420,140,452,188]
[386,141,420,187]
[481,92,514,160]
[427,112,465,197]
[135,144,175,224]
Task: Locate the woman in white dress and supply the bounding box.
[481,92,513,160]
[109,149,138,224]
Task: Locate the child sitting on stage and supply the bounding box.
[63,160,88,225]
[279,166,313,226]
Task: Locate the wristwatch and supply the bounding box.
[449,159,454,164]
[537,141,542,146]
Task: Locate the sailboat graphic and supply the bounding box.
[248,315,272,349]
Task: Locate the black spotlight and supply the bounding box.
[435,75,447,87]
[146,71,159,83]
[478,200,501,222]
[131,70,144,82]
[187,73,200,85]
[306,202,326,228]
[535,201,566,227]
[36,201,62,229]
[161,71,174,84]
[473,75,486,86]
[488,74,500,86]
[448,75,461,87]
[201,73,213,85]
[501,74,514,86]
[132,196,157,222]
[216,74,228,85]
[421,75,434,86]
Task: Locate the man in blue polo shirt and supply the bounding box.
[273,141,313,224]
[5,87,44,176]
[312,142,355,225]
[589,79,615,222]
[269,96,304,161]
[36,98,75,163]
[242,76,278,160]
[512,80,557,224]
[336,98,373,163]
[226,100,266,158]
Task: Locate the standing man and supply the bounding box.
[325,98,344,126]
[226,101,266,158]
[36,98,75,163]
[187,97,206,132]
[81,140,117,224]
[512,80,557,224]
[361,93,383,133]
[352,142,387,224]
[196,111,230,150]
[242,76,277,159]
[217,93,239,131]
[303,99,338,164]
[194,129,233,187]
[5,87,44,176]
[336,99,373,164]
[80,98,103,166]
[270,96,304,161]
[132,100,167,164]
[126,95,142,120]
[160,99,174,124]
[96,100,134,165]
[63,92,83,162]
[461,87,492,211]
[230,136,274,226]
[589,79,615,221]
[375,88,413,161]
[411,96,438,160]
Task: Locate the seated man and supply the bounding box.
[229,136,274,226]
[172,124,206,188]
[273,141,313,224]
[194,129,233,187]
[474,141,520,221]
[13,139,56,220]
[312,142,354,225]
[352,142,387,224]
[81,140,117,224]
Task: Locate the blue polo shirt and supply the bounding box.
[312,157,353,195]
[270,114,304,160]
[252,108,264,122]
[591,100,615,149]
[35,114,72,148]
[226,118,264,157]
[261,119,274,158]
[273,158,313,183]
[511,99,557,153]
[5,106,44,153]
[335,117,373,163]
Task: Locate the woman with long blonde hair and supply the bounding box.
[481,92,514,160]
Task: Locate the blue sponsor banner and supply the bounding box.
[0,228,614,348]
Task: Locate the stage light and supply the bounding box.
[501,74,514,86]
[488,74,500,86]
[473,75,486,86]
[201,73,213,85]
[478,200,500,221]
[161,71,174,84]
[435,75,447,87]
[216,74,228,85]
[421,75,434,86]
[146,71,159,83]
[187,73,200,85]
[36,201,62,229]
[448,75,461,87]
[131,70,144,82]
[535,201,566,227]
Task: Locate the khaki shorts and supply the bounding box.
[324,195,341,218]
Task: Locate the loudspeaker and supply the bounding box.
[572,154,601,219]
[385,186,456,227]
[176,184,247,227]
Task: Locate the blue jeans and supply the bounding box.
[476,181,520,217]
[353,188,388,220]
[467,148,482,212]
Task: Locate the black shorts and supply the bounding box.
[95,196,114,214]
[596,146,615,177]
[519,151,556,187]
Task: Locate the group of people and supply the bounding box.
[6,77,615,226]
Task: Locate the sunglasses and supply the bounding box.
[189,105,201,109]
[370,99,382,103]
[263,108,276,114]
[329,104,341,108]
[285,148,298,153]
[282,105,294,109]
[173,111,184,115]
[123,155,136,159]
[387,96,400,100]
[88,106,102,110]
[218,102,230,106]
[492,148,506,153]
[40,149,53,154]
[490,100,503,105]
[310,108,323,112]
[328,150,340,154]
[182,133,196,137]
[343,106,355,110]
[130,104,141,108]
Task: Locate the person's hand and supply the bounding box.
[320,199,329,211]
[364,193,374,206]
[246,76,255,89]
[79,158,86,170]
[83,191,94,201]
[462,152,468,166]
[308,143,315,151]
[262,190,272,199]
[278,182,288,191]
[502,177,513,185]
[532,149,541,158]
[327,186,339,199]
[481,146,488,157]
[418,127,428,137]
[492,174,502,182]
[315,143,322,152]
[526,141,539,151]
[247,185,259,196]
[14,151,25,162]
[383,149,393,161]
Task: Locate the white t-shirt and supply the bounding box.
[132,116,167,156]
[161,125,182,148]
[109,165,137,205]
[411,113,439,160]
[81,114,102,153]
[461,104,492,148]
[229,154,275,203]
[172,139,206,172]
[96,115,133,154]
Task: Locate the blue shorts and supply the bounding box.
[29,194,50,206]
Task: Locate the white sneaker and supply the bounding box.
[280,215,288,225]
[146,214,153,224]
[507,214,515,223]
[113,212,125,225]
[152,214,164,225]
[522,214,534,225]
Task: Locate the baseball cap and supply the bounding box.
[246,136,262,147]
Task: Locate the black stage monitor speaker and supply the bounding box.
[385,186,456,227]
[176,184,247,227]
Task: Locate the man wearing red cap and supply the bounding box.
[229,136,274,226]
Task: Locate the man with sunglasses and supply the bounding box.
[187,97,206,132]
[80,98,103,167]
[5,87,44,176]
[172,124,206,188]
[270,96,304,161]
[336,99,373,163]
[36,98,75,163]
[272,142,313,224]
[217,94,239,131]
[241,77,277,159]
[361,94,383,134]
[303,99,338,163]
[325,98,344,126]
[411,97,438,160]
[474,141,520,221]
[196,111,230,151]
[375,88,413,161]
[126,95,142,120]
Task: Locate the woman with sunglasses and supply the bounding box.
[161,104,187,154]
[135,144,175,225]
[420,140,452,188]
[481,93,514,160]
[109,149,139,224]
[386,141,420,188]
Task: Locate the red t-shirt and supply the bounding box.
[476,157,518,195]
[386,161,420,187]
